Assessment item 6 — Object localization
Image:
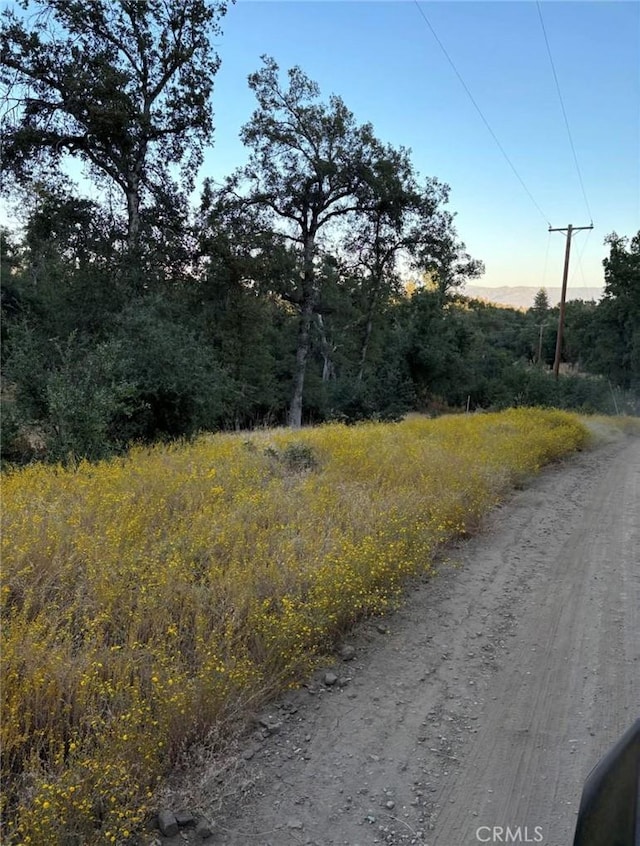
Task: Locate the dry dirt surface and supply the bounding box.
[169,434,639,846]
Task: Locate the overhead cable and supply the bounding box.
[413,1,552,227]
[541,228,552,289]
[536,1,594,225]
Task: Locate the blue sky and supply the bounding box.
[205,0,639,290]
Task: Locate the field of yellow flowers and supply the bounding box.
[1,409,589,845]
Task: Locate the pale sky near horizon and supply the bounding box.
[204,0,639,290]
[2,1,638,292]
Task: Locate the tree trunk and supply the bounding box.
[316,313,335,382]
[357,283,379,382]
[357,314,374,383]
[288,233,316,428]
[289,298,314,428]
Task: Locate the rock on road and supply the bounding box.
[203,435,639,846]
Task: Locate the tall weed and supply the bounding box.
[1,409,588,844]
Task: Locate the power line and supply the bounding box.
[536,1,594,225]
[413,1,551,227]
[541,228,552,289]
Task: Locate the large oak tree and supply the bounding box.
[221,56,380,428]
[1,0,228,249]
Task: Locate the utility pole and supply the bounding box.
[549,223,593,379]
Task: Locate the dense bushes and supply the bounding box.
[2,275,636,466]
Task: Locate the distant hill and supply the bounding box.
[463,285,603,310]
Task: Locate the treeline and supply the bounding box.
[1,1,638,464]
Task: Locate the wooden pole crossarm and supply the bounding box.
[548,225,594,233]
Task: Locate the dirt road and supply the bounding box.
[201,435,639,846]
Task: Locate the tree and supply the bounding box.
[562,300,598,371]
[529,287,553,365]
[401,288,472,407]
[531,288,550,317]
[341,142,459,382]
[222,56,379,428]
[197,188,300,427]
[413,224,484,301]
[16,182,125,333]
[603,231,640,303]
[594,231,640,389]
[1,0,227,250]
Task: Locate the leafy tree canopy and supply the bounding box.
[602,231,640,307]
[1,0,228,246]
[531,287,550,316]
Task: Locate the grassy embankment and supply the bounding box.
[2,409,590,844]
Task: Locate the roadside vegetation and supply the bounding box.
[0,2,637,841]
[1,3,638,468]
[2,409,589,844]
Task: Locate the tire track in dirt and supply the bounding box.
[178,436,639,846]
[431,438,639,846]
